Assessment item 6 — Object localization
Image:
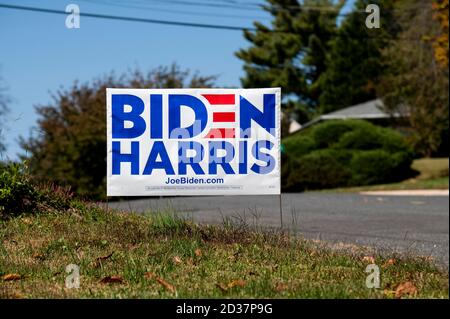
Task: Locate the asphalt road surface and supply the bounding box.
[108,192,449,267]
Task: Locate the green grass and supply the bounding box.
[326,158,448,193]
[0,202,448,299]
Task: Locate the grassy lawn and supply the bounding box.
[327,158,448,193]
[0,202,448,299]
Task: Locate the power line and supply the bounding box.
[0,2,425,42]
[0,3,257,31]
[78,0,271,21]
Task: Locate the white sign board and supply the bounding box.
[106,88,280,196]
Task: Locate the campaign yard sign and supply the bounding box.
[106,88,281,196]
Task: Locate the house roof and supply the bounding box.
[321,99,389,120]
[292,99,406,133]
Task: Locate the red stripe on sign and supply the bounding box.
[205,128,235,138]
[213,112,235,122]
[202,94,235,105]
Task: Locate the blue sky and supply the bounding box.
[0,0,356,160]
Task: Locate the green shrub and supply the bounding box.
[283,135,316,159]
[0,163,39,218]
[0,162,74,218]
[350,150,412,185]
[336,125,410,153]
[286,150,353,191]
[281,119,415,190]
[312,120,365,148]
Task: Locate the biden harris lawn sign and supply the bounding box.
[106,88,281,196]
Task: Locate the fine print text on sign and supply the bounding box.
[106,88,281,196]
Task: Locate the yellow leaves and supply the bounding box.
[432,0,449,68]
[99,275,124,284]
[2,273,22,281]
[194,249,202,257]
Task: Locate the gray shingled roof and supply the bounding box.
[321,99,389,119]
[295,99,406,132]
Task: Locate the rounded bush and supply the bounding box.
[287,150,353,191]
[282,119,415,190]
[283,135,316,159]
[350,150,414,185]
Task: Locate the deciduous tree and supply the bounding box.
[20,64,216,199]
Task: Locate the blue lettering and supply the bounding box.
[240,94,276,138]
[251,140,275,174]
[112,94,146,138]
[143,141,175,175]
[112,141,140,175]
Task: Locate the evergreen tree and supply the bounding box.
[236,0,343,123]
[319,0,398,114]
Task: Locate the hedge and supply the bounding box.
[282,119,415,191]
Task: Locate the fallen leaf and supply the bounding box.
[99,275,123,284]
[383,259,396,267]
[216,283,229,291]
[194,249,202,257]
[144,272,155,279]
[155,277,176,293]
[275,282,288,292]
[394,281,417,298]
[2,274,22,281]
[22,218,32,225]
[94,252,114,268]
[362,256,375,263]
[172,256,182,264]
[228,279,246,288]
[216,279,246,291]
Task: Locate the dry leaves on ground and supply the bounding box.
[2,274,22,281]
[383,259,396,267]
[274,282,289,292]
[172,256,183,264]
[394,281,418,298]
[362,256,375,263]
[144,272,176,294]
[94,252,114,268]
[99,275,124,284]
[217,279,246,291]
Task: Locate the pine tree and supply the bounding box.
[319,0,398,114]
[236,0,343,123]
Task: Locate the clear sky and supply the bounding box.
[0,0,356,161]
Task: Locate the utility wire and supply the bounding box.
[0,3,257,31]
[78,0,271,20]
[0,3,425,42]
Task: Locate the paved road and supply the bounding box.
[108,192,449,267]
